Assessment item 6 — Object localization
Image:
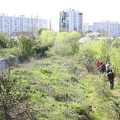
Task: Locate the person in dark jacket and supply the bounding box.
[107,69,115,89]
[98,62,106,73]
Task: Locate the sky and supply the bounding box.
[0,0,120,30]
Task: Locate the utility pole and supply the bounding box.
[49,19,52,30]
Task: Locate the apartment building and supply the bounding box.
[92,21,120,37]
[0,14,48,36]
[59,8,83,32]
[83,23,93,32]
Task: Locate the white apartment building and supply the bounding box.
[59,8,83,32]
[0,14,48,36]
[92,21,120,37]
[83,23,93,32]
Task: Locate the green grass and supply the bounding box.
[9,56,120,120]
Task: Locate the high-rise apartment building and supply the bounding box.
[59,8,83,32]
[92,21,120,37]
[0,14,48,36]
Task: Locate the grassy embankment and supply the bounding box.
[10,56,120,120]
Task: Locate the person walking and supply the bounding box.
[105,61,110,73]
[107,69,115,89]
[98,62,106,73]
[96,60,100,67]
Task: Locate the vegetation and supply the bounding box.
[17,35,35,62]
[0,30,120,120]
[0,70,36,120]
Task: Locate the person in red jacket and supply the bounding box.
[96,60,100,67]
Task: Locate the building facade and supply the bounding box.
[92,21,120,37]
[59,8,83,32]
[83,23,93,32]
[0,14,48,36]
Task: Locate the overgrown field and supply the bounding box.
[1,56,119,120]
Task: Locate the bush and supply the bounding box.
[75,43,96,72]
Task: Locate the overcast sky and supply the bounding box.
[0,0,120,30]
